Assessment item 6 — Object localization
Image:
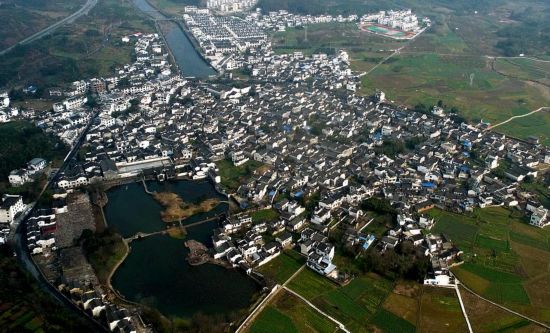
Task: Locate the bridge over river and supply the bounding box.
[125,213,225,243]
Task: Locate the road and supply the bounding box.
[0,0,98,56]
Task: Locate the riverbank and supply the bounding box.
[131,0,216,78]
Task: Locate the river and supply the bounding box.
[105,180,260,319]
[132,0,216,78]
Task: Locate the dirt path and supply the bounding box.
[235,265,305,333]
[486,107,549,130]
[458,280,550,330]
[283,286,351,333]
[360,26,431,77]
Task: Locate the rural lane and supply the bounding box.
[486,107,549,130]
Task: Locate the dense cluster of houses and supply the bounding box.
[184,8,268,70]
[206,0,257,13]
[1,11,548,297]
[248,9,359,32]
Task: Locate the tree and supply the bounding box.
[361,198,396,215]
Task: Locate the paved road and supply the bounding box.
[0,0,98,56]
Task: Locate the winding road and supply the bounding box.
[0,0,98,56]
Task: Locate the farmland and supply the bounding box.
[248,290,339,333]
[459,284,547,333]
[419,287,468,332]
[286,270,398,332]
[429,207,550,324]
[257,250,305,284]
[250,267,477,333]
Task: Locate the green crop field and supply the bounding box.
[430,209,479,249]
[419,287,468,333]
[431,207,550,323]
[475,235,509,252]
[258,250,305,284]
[287,270,393,332]
[286,268,339,300]
[370,309,415,333]
[250,307,299,333]
[248,290,338,333]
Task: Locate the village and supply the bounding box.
[0,6,549,333]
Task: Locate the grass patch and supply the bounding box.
[251,208,280,223]
[215,159,264,191]
[81,228,127,284]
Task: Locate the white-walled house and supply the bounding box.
[0,194,25,224]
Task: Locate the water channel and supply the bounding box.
[106,180,260,319]
[132,0,216,78]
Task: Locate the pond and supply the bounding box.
[106,180,260,318]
